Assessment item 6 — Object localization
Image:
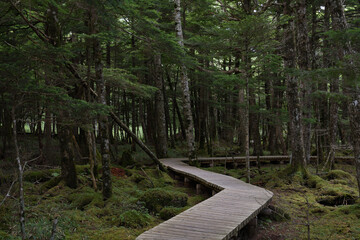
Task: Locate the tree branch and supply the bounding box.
[9,0,50,43]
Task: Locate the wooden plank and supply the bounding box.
[136,157,273,240]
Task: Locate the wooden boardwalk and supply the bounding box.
[190,155,355,165]
[136,158,273,240]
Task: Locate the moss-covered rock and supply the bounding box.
[39,176,62,194]
[159,207,182,220]
[139,188,188,213]
[316,184,357,206]
[325,170,352,181]
[118,210,151,228]
[324,170,356,186]
[120,151,135,167]
[67,187,103,210]
[139,188,173,212]
[305,174,326,189]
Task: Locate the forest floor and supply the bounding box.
[0,136,359,240]
[0,164,208,239]
[203,163,360,240]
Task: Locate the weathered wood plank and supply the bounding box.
[136,158,273,240]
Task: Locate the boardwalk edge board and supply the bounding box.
[136,158,274,240]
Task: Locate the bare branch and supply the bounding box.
[0,180,16,207]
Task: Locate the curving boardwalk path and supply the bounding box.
[136,158,273,240]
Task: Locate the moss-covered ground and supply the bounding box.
[203,163,360,240]
[0,165,207,240]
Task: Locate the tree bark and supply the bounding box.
[283,0,306,171]
[174,0,196,160]
[11,105,26,240]
[296,0,312,164]
[153,53,168,158]
[92,8,112,199]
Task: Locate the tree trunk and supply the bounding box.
[283,0,306,171]
[296,0,312,164]
[153,53,168,158]
[92,8,112,199]
[58,120,77,188]
[174,0,196,160]
[11,105,26,240]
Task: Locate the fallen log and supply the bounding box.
[110,111,166,171]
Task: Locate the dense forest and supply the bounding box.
[0,0,360,239]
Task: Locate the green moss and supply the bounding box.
[0,230,12,240]
[170,192,188,207]
[40,176,62,193]
[67,187,103,210]
[130,173,146,184]
[310,206,329,215]
[139,188,173,212]
[188,194,207,206]
[139,188,188,213]
[117,210,151,228]
[120,151,135,167]
[23,169,59,182]
[159,207,183,220]
[0,206,11,230]
[305,174,326,189]
[325,170,353,181]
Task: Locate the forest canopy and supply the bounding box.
[0,0,360,239]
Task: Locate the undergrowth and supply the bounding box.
[0,164,207,240]
[204,162,360,240]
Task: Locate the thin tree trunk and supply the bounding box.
[349,95,360,196]
[86,131,97,190]
[92,7,112,199]
[153,53,168,158]
[12,105,26,240]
